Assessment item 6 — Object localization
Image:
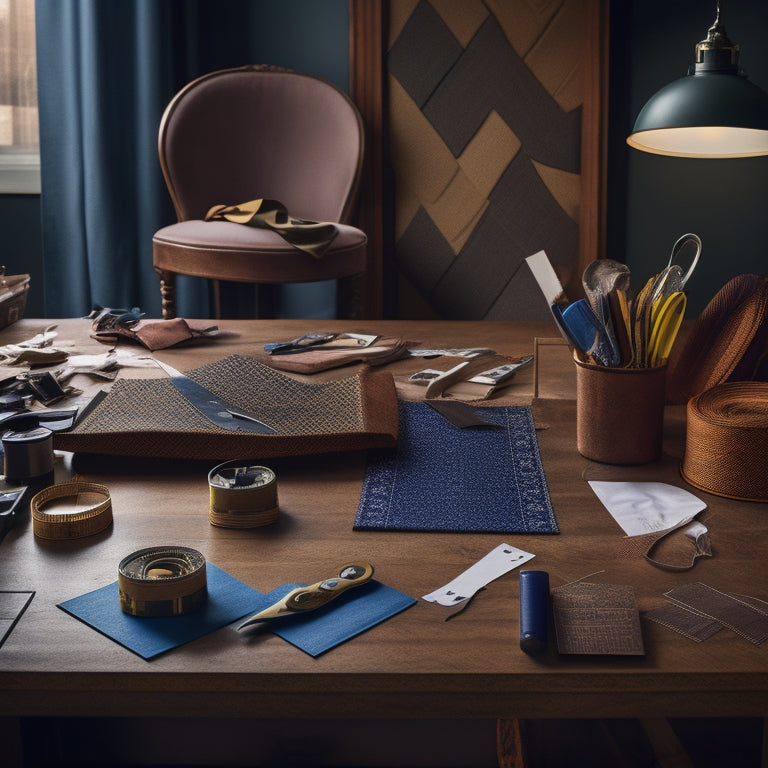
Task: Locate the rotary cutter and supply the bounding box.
[238,562,374,630]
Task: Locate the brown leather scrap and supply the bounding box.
[92,318,219,351]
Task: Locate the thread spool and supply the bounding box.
[3,426,54,483]
[208,461,279,528]
[519,570,549,655]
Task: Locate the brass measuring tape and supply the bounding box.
[118,546,207,617]
[208,461,279,528]
[31,481,113,540]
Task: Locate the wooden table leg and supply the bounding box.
[497,718,526,768]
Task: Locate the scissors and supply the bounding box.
[650,232,701,315]
[648,291,687,366]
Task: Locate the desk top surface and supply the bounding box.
[0,318,766,720]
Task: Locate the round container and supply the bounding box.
[681,381,768,501]
[575,360,667,464]
[3,426,54,482]
[208,461,279,528]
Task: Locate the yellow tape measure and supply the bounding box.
[208,461,279,528]
[31,481,113,540]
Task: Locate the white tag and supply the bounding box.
[525,250,567,306]
[422,543,535,606]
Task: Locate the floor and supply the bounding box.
[17,716,765,767]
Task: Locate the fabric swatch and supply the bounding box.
[354,401,557,534]
[244,581,416,657]
[59,565,415,660]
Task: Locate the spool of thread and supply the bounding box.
[3,426,54,483]
[519,570,549,655]
[682,382,768,501]
[208,461,279,528]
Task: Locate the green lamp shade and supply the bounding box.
[628,72,768,157]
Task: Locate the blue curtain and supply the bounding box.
[35,0,348,319]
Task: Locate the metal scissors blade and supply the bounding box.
[154,359,274,434]
[238,562,374,629]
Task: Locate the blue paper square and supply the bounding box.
[244,581,417,657]
[58,565,415,660]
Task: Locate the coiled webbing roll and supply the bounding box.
[681,382,768,502]
[31,482,113,539]
[118,546,207,617]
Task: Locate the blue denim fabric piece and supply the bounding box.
[354,401,558,534]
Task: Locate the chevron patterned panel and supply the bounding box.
[387,0,584,319]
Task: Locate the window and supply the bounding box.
[0,0,38,193]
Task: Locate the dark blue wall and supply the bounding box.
[6,0,768,318]
[610,0,768,316]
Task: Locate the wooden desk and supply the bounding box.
[0,319,766,760]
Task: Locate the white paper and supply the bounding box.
[422,543,535,606]
[525,250,566,305]
[588,480,706,537]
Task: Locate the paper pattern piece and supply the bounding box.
[59,565,415,660]
[59,564,265,660]
[354,401,558,534]
[552,582,645,656]
[588,481,706,537]
[422,543,535,606]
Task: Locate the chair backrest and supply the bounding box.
[158,66,364,224]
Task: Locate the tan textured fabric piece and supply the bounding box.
[552,582,645,656]
[54,356,398,460]
[204,199,338,259]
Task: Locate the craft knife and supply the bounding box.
[238,562,374,629]
[153,359,275,434]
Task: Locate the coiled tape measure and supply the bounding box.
[118,546,207,617]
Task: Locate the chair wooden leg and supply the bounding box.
[155,268,177,320]
[497,718,526,768]
[210,278,222,319]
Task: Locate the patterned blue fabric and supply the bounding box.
[354,401,558,534]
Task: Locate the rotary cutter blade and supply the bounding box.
[238,562,374,630]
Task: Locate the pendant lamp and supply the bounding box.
[627,3,768,158]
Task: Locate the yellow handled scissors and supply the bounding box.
[648,291,687,367]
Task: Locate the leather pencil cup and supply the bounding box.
[574,360,667,465]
